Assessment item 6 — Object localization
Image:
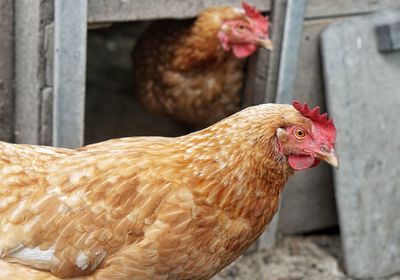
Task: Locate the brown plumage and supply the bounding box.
[0,102,337,279]
[132,2,272,126]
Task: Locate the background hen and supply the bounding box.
[132,1,272,126]
[0,101,337,280]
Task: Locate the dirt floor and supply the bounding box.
[213,235,400,280]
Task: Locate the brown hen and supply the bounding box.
[132,1,272,126]
[0,101,337,280]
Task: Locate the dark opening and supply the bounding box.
[85,22,189,145]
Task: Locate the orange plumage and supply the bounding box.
[132,2,272,126]
[0,102,337,279]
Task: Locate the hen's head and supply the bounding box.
[217,1,272,58]
[276,101,338,170]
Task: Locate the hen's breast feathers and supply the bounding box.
[0,141,245,278]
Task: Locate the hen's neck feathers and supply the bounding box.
[171,7,242,70]
[174,104,297,225]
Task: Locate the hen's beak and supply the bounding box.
[317,149,339,169]
[257,37,273,50]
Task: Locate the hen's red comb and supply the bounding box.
[242,1,269,33]
[292,100,335,130]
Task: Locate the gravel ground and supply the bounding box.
[213,235,400,280]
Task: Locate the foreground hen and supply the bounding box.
[132,1,272,125]
[0,101,337,280]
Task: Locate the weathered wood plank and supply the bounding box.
[41,88,53,146]
[88,0,270,23]
[242,49,271,107]
[44,23,54,88]
[14,0,55,145]
[278,19,338,234]
[275,0,307,104]
[306,0,400,19]
[53,0,87,148]
[321,8,400,278]
[0,0,15,142]
[41,23,54,146]
[14,0,42,144]
[262,0,289,104]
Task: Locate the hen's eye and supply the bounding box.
[294,128,306,139]
[237,24,246,31]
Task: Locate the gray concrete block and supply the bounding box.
[0,0,15,142]
[88,0,271,23]
[321,8,400,279]
[279,165,337,234]
[306,0,400,19]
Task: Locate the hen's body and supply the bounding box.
[0,104,304,280]
[132,7,248,125]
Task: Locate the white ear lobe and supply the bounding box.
[233,7,245,14]
[276,128,289,143]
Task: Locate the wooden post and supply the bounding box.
[275,0,308,104]
[0,0,14,142]
[14,1,43,144]
[53,0,87,148]
[262,0,290,104]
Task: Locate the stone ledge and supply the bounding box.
[88,0,271,23]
